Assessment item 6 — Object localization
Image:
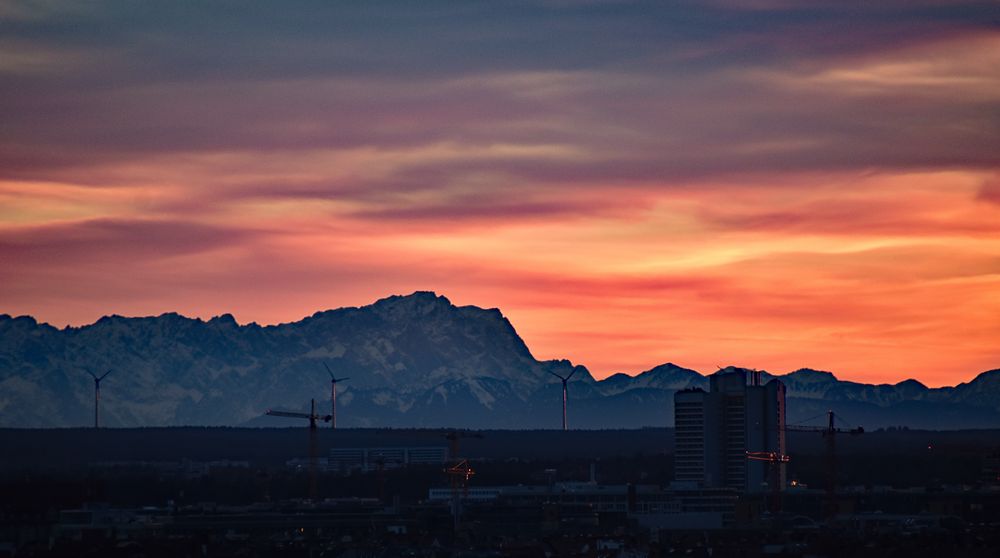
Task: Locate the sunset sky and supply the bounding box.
[1,1,998,387]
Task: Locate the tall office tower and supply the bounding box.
[674,369,786,492]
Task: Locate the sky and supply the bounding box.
[1,1,998,387]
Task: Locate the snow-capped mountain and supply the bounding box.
[1,292,998,429]
[598,363,707,396]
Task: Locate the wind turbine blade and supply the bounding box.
[98,370,112,380]
[337,377,351,383]
[548,370,566,381]
[566,368,577,381]
[85,369,98,380]
[323,362,334,378]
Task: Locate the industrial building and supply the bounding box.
[328,446,449,473]
[428,482,740,528]
[674,369,786,493]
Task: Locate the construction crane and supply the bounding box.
[264,399,332,500]
[265,398,332,429]
[446,459,476,528]
[442,431,483,532]
[369,453,404,504]
[786,410,863,518]
[443,431,483,500]
[371,428,483,523]
[746,451,790,515]
[379,429,484,530]
[443,430,484,462]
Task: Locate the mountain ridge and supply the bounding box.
[1,292,998,429]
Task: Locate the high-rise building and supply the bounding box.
[674,369,786,493]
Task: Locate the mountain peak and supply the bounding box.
[895,378,927,389]
[208,313,238,326]
[597,361,705,395]
[157,311,187,321]
[970,369,1000,385]
[648,362,689,372]
[368,291,451,316]
[376,291,451,305]
[0,314,45,334]
[785,368,838,382]
[9,315,37,326]
[639,362,703,379]
[714,365,761,374]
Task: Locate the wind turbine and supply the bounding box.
[85,369,112,428]
[548,368,576,431]
[322,362,350,429]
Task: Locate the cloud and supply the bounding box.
[353,198,618,222]
[0,218,260,267]
[2,4,997,185]
[1,1,998,386]
[705,207,1000,237]
[978,176,1000,205]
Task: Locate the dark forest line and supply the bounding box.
[3,427,998,468]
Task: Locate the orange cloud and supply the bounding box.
[1,3,998,389]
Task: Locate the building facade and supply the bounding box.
[674,369,786,493]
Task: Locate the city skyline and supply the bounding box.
[2,1,998,387]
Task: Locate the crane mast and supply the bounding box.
[786,410,863,519]
[264,399,332,500]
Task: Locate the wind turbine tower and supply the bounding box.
[322,362,350,429]
[86,369,112,428]
[549,369,577,431]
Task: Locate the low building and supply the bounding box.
[428,483,738,528]
[328,446,449,473]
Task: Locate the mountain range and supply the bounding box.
[1,291,998,429]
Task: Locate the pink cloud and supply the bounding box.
[978,176,1000,205]
[2,4,998,389]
